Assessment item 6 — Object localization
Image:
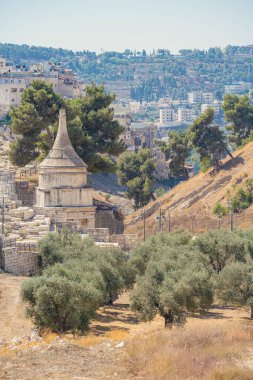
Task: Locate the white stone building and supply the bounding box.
[188,91,202,104]
[159,107,176,124]
[0,58,85,118]
[178,108,196,122]
[201,92,214,103]
[224,82,252,94]
[201,102,220,115]
[188,91,214,104]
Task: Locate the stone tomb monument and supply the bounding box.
[35,109,96,229]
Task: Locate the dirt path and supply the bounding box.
[0,273,32,340]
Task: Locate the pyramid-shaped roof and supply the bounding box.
[39,109,87,168]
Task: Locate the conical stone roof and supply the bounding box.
[39,109,87,168]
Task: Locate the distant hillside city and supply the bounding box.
[1,42,253,181]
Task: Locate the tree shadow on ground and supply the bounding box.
[221,155,245,171]
[192,305,237,320]
[89,302,141,336]
[94,307,141,325]
[89,324,129,335]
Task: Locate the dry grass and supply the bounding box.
[126,320,253,379]
[125,140,253,237]
[210,367,253,380]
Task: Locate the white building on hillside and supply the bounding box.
[178,108,196,122]
[188,91,214,104]
[0,58,86,118]
[188,91,202,104]
[159,107,176,124]
[202,92,214,103]
[201,102,220,115]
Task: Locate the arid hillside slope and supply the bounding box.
[125,141,253,238]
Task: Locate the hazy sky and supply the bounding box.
[0,0,253,53]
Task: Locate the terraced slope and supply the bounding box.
[125,141,253,238]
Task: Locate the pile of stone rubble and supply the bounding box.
[0,132,51,244]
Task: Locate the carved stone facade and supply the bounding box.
[0,115,138,276]
[35,109,96,229]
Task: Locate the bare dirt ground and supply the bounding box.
[0,273,32,340]
[1,272,253,379]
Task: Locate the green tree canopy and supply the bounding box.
[22,269,103,332]
[157,130,191,178]
[217,262,253,319]
[194,230,248,273]
[117,148,156,209]
[9,80,64,166]
[22,229,135,332]
[131,245,213,326]
[9,81,126,172]
[189,107,232,170]
[222,94,253,146]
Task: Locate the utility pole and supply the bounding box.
[218,211,222,230]
[2,196,5,239]
[168,209,171,233]
[229,202,234,231]
[156,208,164,233]
[159,207,162,233]
[143,209,146,241]
[191,218,194,234]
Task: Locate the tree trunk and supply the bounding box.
[219,138,234,159]
[164,311,173,328]
[250,305,253,319]
[46,125,54,148]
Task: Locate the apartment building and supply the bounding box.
[0,76,27,116]
[201,102,220,115]
[0,58,85,118]
[224,82,252,94]
[159,107,176,124]
[188,91,202,103]
[201,92,214,103]
[178,108,196,122]
[188,91,214,104]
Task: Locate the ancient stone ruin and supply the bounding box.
[0,110,137,275]
[35,109,96,229]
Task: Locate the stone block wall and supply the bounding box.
[15,181,36,207]
[95,210,124,234]
[34,206,96,229]
[83,228,110,242]
[2,239,38,276]
[0,171,17,200]
[110,234,138,251]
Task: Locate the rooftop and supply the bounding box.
[39,109,87,169]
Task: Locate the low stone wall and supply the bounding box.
[35,206,96,230]
[95,210,124,234]
[16,181,36,207]
[83,228,110,242]
[0,171,17,200]
[110,234,138,251]
[2,239,38,276]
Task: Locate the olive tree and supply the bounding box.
[216,262,253,319]
[194,230,247,272]
[130,246,213,327]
